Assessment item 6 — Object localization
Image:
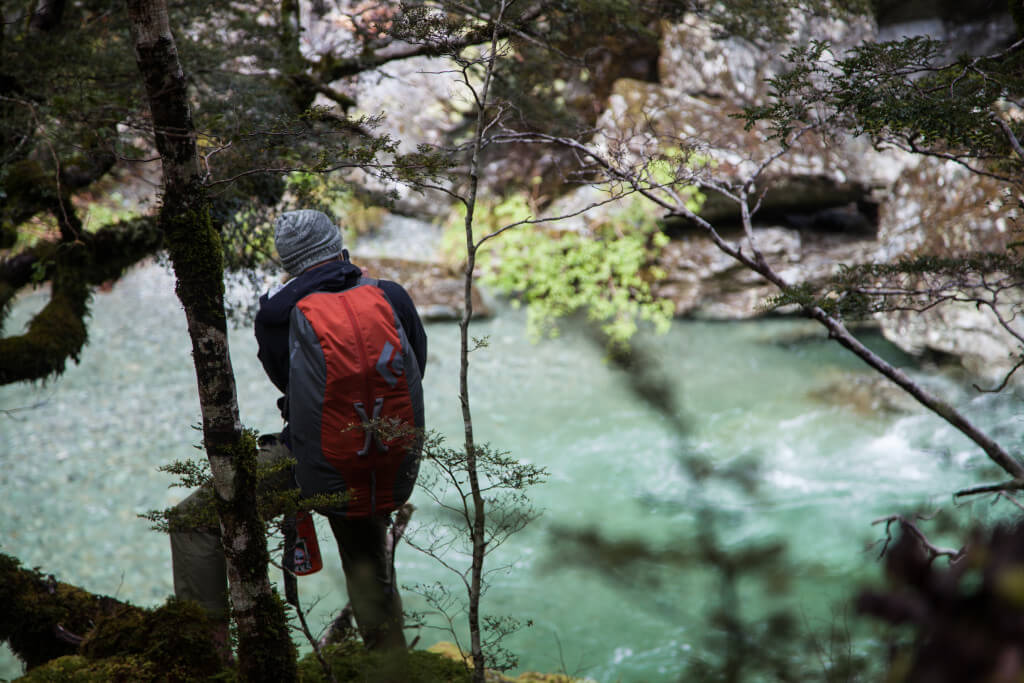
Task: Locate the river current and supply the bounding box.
[2,256,1021,681]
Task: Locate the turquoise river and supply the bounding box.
[2,259,1022,681]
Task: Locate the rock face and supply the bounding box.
[330,4,1021,377]
[575,7,1023,379]
[872,163,1024,380]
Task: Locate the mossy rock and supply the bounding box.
[0,553,128,670]
[79,599,223,681]
[16,654,160,682]
[296,640,471,683]
[426,642,589,683]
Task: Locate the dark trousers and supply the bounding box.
[169,439,406,650]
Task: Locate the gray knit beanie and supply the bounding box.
[273,210,343,275]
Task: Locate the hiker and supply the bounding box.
[169,209,427,652]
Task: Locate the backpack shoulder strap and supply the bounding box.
[356,275,379,288]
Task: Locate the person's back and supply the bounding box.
[171,209,427,654]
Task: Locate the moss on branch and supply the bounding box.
[0,552,144,670]
[0,216,162,385]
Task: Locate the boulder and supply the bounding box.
[581,9,1024,381]
[360,255,491,321]
[872,161,1024,381]
[325,4,1022,378]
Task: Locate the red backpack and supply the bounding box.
[287,278,423,517]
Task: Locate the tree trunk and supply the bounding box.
[458,6,509,681]
[124,1,296,680]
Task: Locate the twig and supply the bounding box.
[972,356,1024,394]
[871,514,964,562]
[474,189,638,249]
[1,398,51,419]
[954,478,1024,500]
[995,491,1024,512]
[992,114,1024,162]
[292,595,338,683]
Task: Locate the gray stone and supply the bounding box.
[307,4,1022,378]
[573,10,1024,380]
[872,161,1024,381]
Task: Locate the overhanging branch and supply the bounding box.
[0,216,162,385]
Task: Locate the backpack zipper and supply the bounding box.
[338,288,379,515]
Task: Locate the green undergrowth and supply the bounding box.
[296,641,472,683]
[443,193,679,350]
[12,599,223,682]
[18,640,473,683]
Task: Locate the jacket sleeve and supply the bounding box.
[380,280,428,377]
[254,302,290,394]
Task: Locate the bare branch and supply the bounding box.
[972,356,1024,394]
[474,188,636,248]
[871,514,965,562]
[513,129,1024,480]
[954,479,1024,500]
[0,397,51,419]
[995,491,1024,513]
[880,137,1018,184]
[991,114,1024,162]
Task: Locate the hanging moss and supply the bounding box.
[0,221,15,249]
[3,160,58,217]
[0,281,16,327]
[84,216,163,283]
[0,245,90,384]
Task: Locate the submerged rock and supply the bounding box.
[809,372,925,416]
[359,256,491,321]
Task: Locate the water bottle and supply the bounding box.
[292,510,323,575]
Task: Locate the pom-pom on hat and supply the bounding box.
[273,210,343,275]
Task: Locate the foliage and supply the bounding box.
[742,33,1024,177]
[468,195,675,349]
[295,638,473,682]
[406,432,547,673]
[140,447,350,536]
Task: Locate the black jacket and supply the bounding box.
[254,259,427,434]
